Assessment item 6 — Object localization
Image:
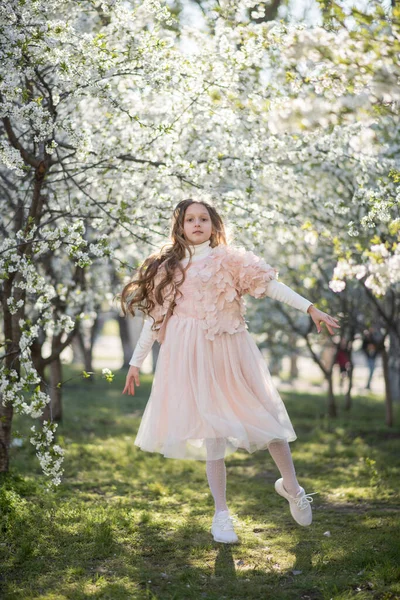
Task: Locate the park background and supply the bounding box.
[1,0,399,599]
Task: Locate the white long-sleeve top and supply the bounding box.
[129,241,313,368]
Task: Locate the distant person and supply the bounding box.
[334,337,352,389]
[362,326,383,390]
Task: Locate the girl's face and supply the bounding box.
[183,203,213,245]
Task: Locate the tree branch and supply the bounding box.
[2,115,40,168]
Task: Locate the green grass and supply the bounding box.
[1,365,400,600]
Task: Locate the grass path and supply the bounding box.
[1,366,399,600]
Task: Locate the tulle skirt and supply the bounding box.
[134,315,297,461]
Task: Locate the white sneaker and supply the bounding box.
[211,510,239,544]
[274,478,318,527]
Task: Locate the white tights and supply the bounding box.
[205,438,229,515]
[267,440,302,497]
[205,439,301,516]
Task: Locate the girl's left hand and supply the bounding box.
[307,305,340,335]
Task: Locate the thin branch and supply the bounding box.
[2,115,40,168]
[57,162,160,247]
[275,303,330,376]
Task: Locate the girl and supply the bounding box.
[120,199,340,544]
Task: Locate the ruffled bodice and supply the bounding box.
[149,244,278,342]
[173,260,207,319]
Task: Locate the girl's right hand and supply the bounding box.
[122,365,140,396]
[307,305,340,335]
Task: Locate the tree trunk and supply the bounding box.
[71,335,84,364]
[327,373,337,417]
[288,333,298,379]
[344,328,356,411]
[0,277,21,473]
[31,337,47,388]
[50,356,63,422]
[41,357,63,423]
[381,345,394,427]
[76,328,94,374]
[41,333,63,423]
[289,354,298,379]
[118,314,133,369]
[269,353,282,376]
[388,330,400,403]
[90,314,102,356]
[0,403,13,473]
[74,315,102,374]
[344,363,353,411]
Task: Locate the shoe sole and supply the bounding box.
[211,528,239,544]
[212,534,239,544]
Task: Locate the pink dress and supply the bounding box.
[133,253,297,461]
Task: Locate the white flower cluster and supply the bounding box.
[101,367,114,382]
[329,241,400,297]
[30,422,64,488]
[0,139,24,173]
[73,251,92,268]
[6,297,24,315]
[19,324,39,354]
[54,314,75,335]
[89,235,111,258]
[0,360,49,419]
[141,0,176,26]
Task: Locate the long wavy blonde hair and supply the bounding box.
[120,199,228,329]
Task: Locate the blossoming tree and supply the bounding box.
[1,0,398,486]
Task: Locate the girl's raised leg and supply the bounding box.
[268,440,302,497]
